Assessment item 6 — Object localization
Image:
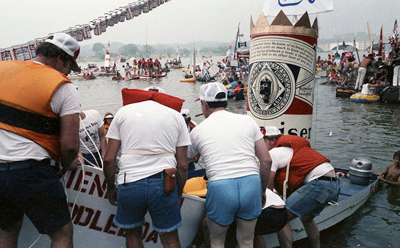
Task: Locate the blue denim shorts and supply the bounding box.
[286,178,338,218]
[0,162,71,234]
[114,173,182,233]
[206,174,262,226]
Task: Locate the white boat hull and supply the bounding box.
[19,165,206,248]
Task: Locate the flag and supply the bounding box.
[378,26,383,56]
[393,19,398,33]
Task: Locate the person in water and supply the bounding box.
[377,150,400,187]
[0,33,81,247]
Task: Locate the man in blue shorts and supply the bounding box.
[0,33,81,247]
[103,86,191,248]
[188,82,271,248]
[263,126,339,248]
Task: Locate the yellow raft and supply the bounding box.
[180,77,196,83]
[349,93,380,103]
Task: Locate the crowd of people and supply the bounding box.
[317,43,400,97]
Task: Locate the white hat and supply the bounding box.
[181,109,190,117]
[104,114,114,119]
[264,126,282,137]
[45,33,81,72]
[144,86,166,93]
[199,82,227,102]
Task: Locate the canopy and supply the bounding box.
[263,0,333,17]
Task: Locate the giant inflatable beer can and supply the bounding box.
[247,11,318,139]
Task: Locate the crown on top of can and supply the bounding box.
[250,11,318,38]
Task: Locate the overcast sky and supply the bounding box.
[1,0,399,49]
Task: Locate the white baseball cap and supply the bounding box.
[144,86,166,93]
[181,109,190,117]
[263,126,282,137]
[45,33,81,72]
[199,82,227,102]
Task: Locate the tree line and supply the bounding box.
[89,42,232,60]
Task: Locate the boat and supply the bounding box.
[19,165,206,248]
[349,93,380,103]
[336,87,355,98]
[139,72,168,79]
[378,85,400,103]
[184,168,380,247]
[180,77,196,83]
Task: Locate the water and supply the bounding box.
[73,59,400,247]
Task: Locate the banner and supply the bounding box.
[263,0,333,17]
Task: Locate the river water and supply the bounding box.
[73,56,400,248]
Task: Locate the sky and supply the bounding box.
[1,0,400,49]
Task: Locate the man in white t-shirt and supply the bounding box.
[79,109,106,167]
[0,33,81,247]
[103,87,191,248]
[188,82,271,248]
[262,126,338,248]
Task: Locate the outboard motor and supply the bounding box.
[349,158,373,185]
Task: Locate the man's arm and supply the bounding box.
[377,163,390,178]
[103,138,121,205]
[176,146,188,198]
[98,126,107,156]
[379,171,400,187]
[59,113,80,170]
[255,138,272,205]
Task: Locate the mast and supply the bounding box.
[193,43,196,75]
[233,23,240,60]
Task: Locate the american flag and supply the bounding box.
[393,19,398,33]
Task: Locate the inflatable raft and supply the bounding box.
[180,77,196,83]
[349,93,380,103]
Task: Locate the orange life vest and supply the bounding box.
[0,61,71,160]
[121,88,184,112]
[273,135,330,196]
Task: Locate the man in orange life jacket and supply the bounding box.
[103,86,191,248]
[262,126,338,248]
[0,33,81,247]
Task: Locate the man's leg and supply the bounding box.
[207,216,229,248]
[159,229,180,248]
[0,218,23,248]
[300,215,320,248]
[254,235,266,248]
[47,222,73,248]
[125,226,144,248]
[235,218,257,248]
[358,69,367,90]
[276,223,293,248]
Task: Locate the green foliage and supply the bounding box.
[92,43,105,53]
[95,50,105,60]
[118,44,138,57]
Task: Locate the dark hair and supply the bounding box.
[348,56,355,62]
[35,39,71,65]
[206,101,228,108]
[393,150,400,159]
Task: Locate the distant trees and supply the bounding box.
[92,43,106,60]
[119,44,138,58]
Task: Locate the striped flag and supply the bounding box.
[394,19,398,33]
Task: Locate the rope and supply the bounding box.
[79,116,103,168]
